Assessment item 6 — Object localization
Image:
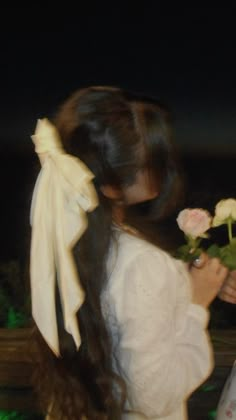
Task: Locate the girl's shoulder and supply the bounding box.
[105,229,190,319]
[110,227,183,276]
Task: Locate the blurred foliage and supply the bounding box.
[0,411,43,419]
[0,260,31,328]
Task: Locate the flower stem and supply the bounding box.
[188,237,201,253]
[228,218,233,243]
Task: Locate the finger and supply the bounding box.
[226,277,236,290]
[227,271,236,286]
[217,265,229,278]
[208,258,227,275]
[219,284,236,299]
[218,291,236,304]
[208,257,221,269]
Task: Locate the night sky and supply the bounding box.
[0,5,236,259]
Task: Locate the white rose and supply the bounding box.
[176,208,212,239]
[213,198,236,227]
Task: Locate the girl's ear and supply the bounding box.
[100,185,123,200]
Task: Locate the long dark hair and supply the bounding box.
[32,86,183,419]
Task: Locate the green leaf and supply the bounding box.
[207,242,236,270]
[200,384,217,392]
[6,307,27,329]
[0,411,28,419]
[220,243,236,270]
[207,244,221,259]
[208,410,217,419]
[175,244,192,260]
[175,245,201,262]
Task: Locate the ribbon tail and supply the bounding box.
[30,162,60,356]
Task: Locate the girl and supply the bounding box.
[30,86,228,420]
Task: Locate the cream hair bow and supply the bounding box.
[30,118,98,356]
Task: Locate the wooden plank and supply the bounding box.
[0,362,33,387]
[0,328,236,414]
[211,329,236,366]
[0,329,35,390]
[0,329,236,363]
[0,328,34,363]
[0,388,38,412]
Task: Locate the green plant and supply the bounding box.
[0,260,31,328]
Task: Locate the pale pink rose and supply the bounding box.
[176,208,212,238]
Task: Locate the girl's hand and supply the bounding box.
[218,270,236,304]
[189,253,229,308]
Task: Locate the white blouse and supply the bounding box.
[102,229,214,420]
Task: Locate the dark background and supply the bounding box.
[1,5,236,154]
[0,5,236,325]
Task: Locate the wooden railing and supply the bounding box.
[0,328,37,412]
[0,328,236,417]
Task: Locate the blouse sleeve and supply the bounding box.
[113,249,213,418]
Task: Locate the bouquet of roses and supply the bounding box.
[176,198,236,270]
